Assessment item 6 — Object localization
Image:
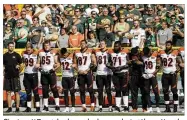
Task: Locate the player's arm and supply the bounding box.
[35,53,41,69]
[90,51,97,70]
[73,52,78,71]
[176,55,183,73]
[53,54,60,71]
[153,57,161,76]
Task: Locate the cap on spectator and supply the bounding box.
[119,15,125,19]
[178,14,184,19]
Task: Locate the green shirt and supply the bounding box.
[125,9,141,28]
[14,26,29,43]
[145,34,156,47]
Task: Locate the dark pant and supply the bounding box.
[112,72,129,97]
[78,72,94,104]
[23,73,40,102]
[161,73,178,103]
[62,77,75,107]
[130,75,146,110]
[96,75,112,106]
[4,77,21,92]
[143,77,160,107]
[41,72,59,99]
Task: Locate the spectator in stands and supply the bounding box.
[129,20,146,48]
[98,5,103,16]
[57,28,69,48]
[85,11,98,40]
[21,7,33,25]
[85,4,99,17]
[41,20,49,35]
[24,4,33,17]
[108,4,118,18]
[57,13,71,30]
[156,4,167,20]
[97,7,114,41]
[34,4,51,24]
[74,8,86,34]
[143,6,156,26]
[154,16,162,32]
[125,4,141,28]
[3,10,16,29]
[14,19,29,48]
[135,4,145,15]
[114,15,130,47]
[28,16,44,49]
[9,4,20,19]
[45,14,54,27]
[144,26,156,47]
[48,4,60,25]
[87,31,99,48]
[117,4,127,17]
[3,23,14,48]
[103,24,115,47]
[64,4,75,17]
[20,11,31,28]
[173,15,184,46]
[68,25,84,48]
[45,27,59,48]
[157,21,173,49]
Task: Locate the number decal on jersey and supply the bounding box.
[25,58,34,66]
[162,58,173,67]
[61,62,70,70]
[98,56,106,64]
[78,56,87,65]
[113,57,121,66]
[145,61,153,69]
[41,56,51,65]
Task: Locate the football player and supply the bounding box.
[22,43,40,112]
[107,41,129,112]
[141,47,161,113]
[159,41,182,112]
[95,40,113,112]
[60,48,76,112]
[73,40,97,112]
[36,40,60,112]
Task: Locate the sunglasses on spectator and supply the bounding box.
[75,11,79,12]
[21,14,26,15]
[148,9,153,11]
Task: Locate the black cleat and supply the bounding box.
[42,106,49,112]
[15,108,20,112]
[164,105,171,112]
[36,107,40,112]
[97,108,102,112]
[173,104,178,113]
[123,106,129,112]
[55,106,60,112]
[6,107,12,113]
[24,107,31,112]
[115,107,120,112]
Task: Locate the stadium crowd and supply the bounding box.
[3,4,184,49]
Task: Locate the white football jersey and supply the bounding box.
[95,49,111,75]
[108,49,129,73]
[179,47,184,62]
[130,28,145,48]
[60,53,74,77]
[22,50,38,74]
[160,50,178,74]
[74,49,93,71]
[38,49,57,72]
[142,52,158,74]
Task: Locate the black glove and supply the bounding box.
[90,64,96,71]
[49,69,55,73]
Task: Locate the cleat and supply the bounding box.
[164,105,171,112]
[63,107,69,112]
[36,107,40,112]
[173,105,178,113]
[15,108,20,112]
[24,107,31,112]
[156,107,161,113]
[6,107,12,113]
[115,106,120,112]
[90,106,95,112]
[123,106,129,112]
[131,109,137,112]
[145,108,153,113]
[70,107,75,112]
[42,106,49,112]
[55,106,60,112]
[108,108,113,112]
[97,108,102,112]
[81,107,87,112]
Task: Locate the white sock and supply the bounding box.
[149,107,153,111]
[123,96,128,107]
[109,106,112,109]
[91,103,95,107]
[65,107,69,110]
[165,101,169,105]
[115,97,121,107]
[55,98,59,106]
[174,101,179,105]
[44,98,48,107]
[82,104,86,108]
[36,102,40,107]
[99,105,102,108]
[27,101,31,108]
